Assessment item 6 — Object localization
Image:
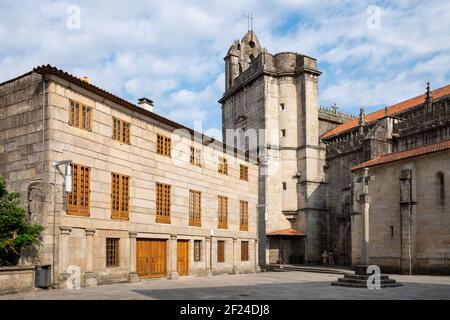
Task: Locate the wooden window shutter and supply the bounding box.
[69,99,91,131]
[218,196,228,229]
[189,190,201,227]
[111,173,130,220]
[240,200,248,231]
[156,183,171,223]
[67,164,90,216]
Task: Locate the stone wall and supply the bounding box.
[0,73,56,269]
[352,150,450,274]
[45,77,259,285]
[0,266,35,295]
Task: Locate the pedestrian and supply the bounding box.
[328,251,335,267]
[322,251,328,266]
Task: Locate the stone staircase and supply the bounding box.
[269,264,353,275]
[331,265,402,288]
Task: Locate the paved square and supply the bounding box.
[1,271,450,300]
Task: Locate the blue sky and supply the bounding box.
[1,0,449,137]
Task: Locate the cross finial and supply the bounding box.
[331,103,338,114]
[244,12,253,32]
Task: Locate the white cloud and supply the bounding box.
[0,0,449,132]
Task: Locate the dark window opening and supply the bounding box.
[437,172,445,207]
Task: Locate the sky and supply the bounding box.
[1,0,449,138]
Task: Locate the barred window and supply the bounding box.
[241,241,249,261]
[112,117,131,144]
[189,190,201,226]
[194,240,202,262]
[190,146,202,166]
[157,134,171,157]
[111,173,130,220]
[240,200,248,231]
[240,164,248,181]
[218,156,228,175]
[106,238,120,267]
[217,240,225,263]
[67,164,90,216]
[156,183,171,223]
[69,99,92,131]
[218,196,228,229]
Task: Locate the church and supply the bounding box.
[0,30,449,290]
[220,30,450,274]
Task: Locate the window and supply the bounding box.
[189,190,201,226]
[240,200,249,231]
[280,103,285,111]
[112,117,131,144]
[106,238,120,267]
[157,134,171,157]
[282,182,287,190]
[281,129,286,137]
[218,156,228,175]
[217,240,225,263]
[218,196,228,229]
[156,183,171,223]
[111,173,130,220]
[241,241,249,261]
[240,164,249,181]
[194,240,202,262]
[190,146,202,166]
[69,99,92,131]
[67,163,90,216]
[437,172,445,207]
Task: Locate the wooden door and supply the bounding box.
[136,239,167,278]
[177,240,189,276]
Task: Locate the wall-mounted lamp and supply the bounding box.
[51,160,72,193]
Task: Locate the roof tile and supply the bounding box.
[321,84,450,140]
[352,139,450,171]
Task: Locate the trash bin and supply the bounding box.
[35,265,51,288]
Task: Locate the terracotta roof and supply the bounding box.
[352,139,450,171]
[321,84,450,140]
[267,228,306,237]
[17,65,255,162]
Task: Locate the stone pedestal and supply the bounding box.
[331,265,402,288]
[85,272,97,288]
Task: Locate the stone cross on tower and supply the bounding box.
[331,103,338,114]
[244,12,254,32]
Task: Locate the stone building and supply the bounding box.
[0,65,259,288]
[1,30,449,282]
[221,31,449,273]
[220,31,355,266]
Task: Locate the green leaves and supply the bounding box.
[0,176,44,266]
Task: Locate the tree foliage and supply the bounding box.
[0,176,44,266]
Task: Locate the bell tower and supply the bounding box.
[220,30,326,267]
[224,31,265,91]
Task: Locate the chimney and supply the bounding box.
[80,77,92,84]
[138,97,154,112]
